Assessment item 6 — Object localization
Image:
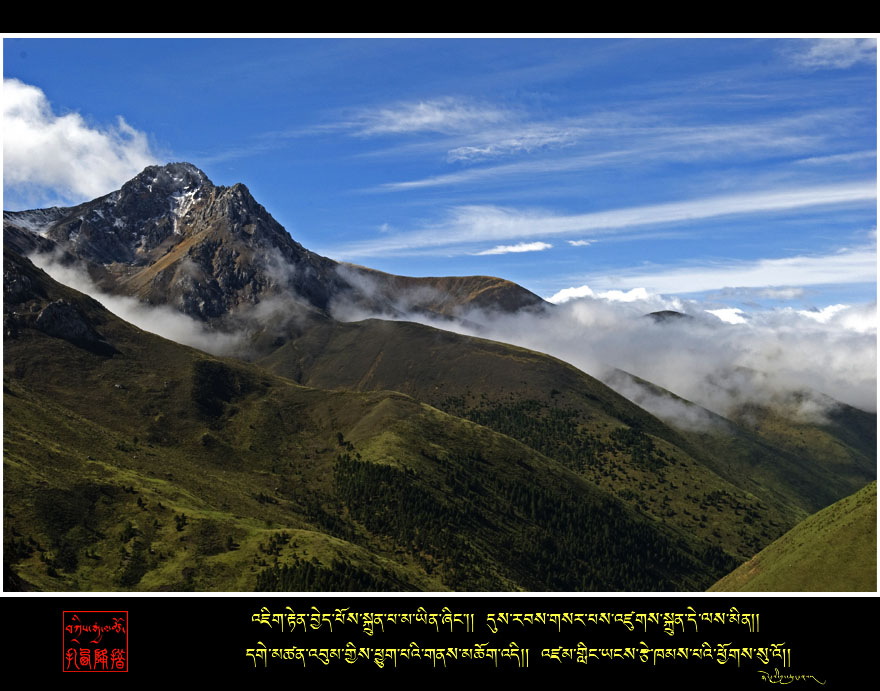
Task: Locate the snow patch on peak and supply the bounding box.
[131,162,212,198]
[170,188,199,234]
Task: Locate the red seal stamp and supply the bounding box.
[62,611,128,672]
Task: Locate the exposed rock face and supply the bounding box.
[43,162,213,265]
[2,251,115,355]
[34,300,101,343]
[4,163,547,327]
[3,255,39,308]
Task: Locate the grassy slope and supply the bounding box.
[709,482,877,592]
[4,249,725,592]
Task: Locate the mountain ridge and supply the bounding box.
[4,162,546,326]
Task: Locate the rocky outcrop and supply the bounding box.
[34,300,115,354]
[4,255,40,308]
[35,300,98,342]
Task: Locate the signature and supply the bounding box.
[757,668,826,685]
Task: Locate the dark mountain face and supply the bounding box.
[646,310,693,323]
[45,162,213,264]
[4,163,545,326]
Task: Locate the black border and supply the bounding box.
[6,593,875,684]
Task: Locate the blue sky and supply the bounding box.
[3,37,877,313]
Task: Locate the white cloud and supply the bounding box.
[347,285,876,416]
[596,287,653,303]
[355,97,506,135]
[788,38,877,70]
[568,239,592,247]
[473,241,552,256]
[706,308,747,325]
[448,186,878,247]
[549,286,655,304]
[711,286,808,301]
[379,153,616,191]
[833,302,877,334]
[782,303,876,335]
[796,304,850,324]
[478,300,876,415]
[547,285,596,303]
[3,79,159,206]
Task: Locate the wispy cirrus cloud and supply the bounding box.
[786,38,876,70]
[711,286,807,301]
[354,97,508,135]
[351,97,589,166]
[794,149,876,166]
[561,245,877,296]
[446,123,583,162]
[380,149,629,191]
[3,79,160,207]
[473,241,552,256]
[377,111,861,192]
[330,182,876,258]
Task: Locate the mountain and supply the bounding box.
[4,162,876,592]
[709,481,877,592]
[4,162,544,327]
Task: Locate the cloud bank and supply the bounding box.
[518,300,874,419]
[30,253,243,356]
[334,283,877,423]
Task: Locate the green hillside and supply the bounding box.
[709,481,877,592]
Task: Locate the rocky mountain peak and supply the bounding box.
[19,163,219,266]
[122,162,212,199]
[115,162,213,229]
